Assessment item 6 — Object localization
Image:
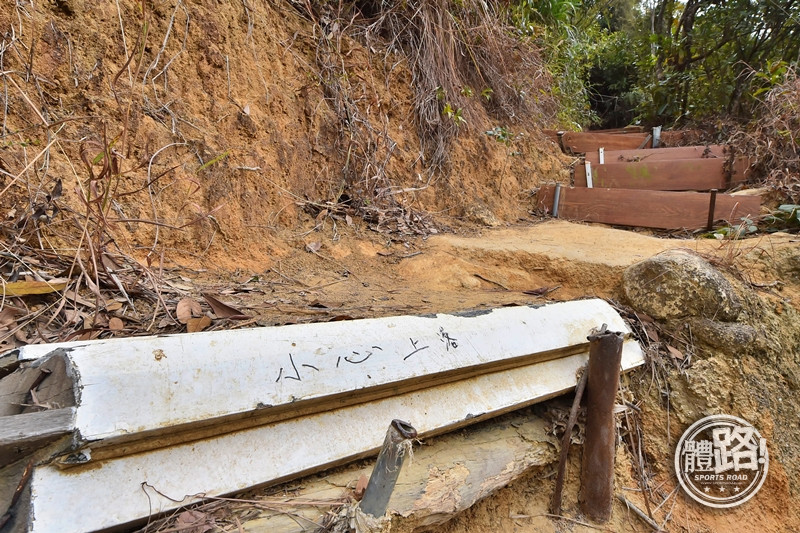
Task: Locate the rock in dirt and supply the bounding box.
[622,250,742,321]
[689,318,758,355]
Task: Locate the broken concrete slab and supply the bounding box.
[0,300,644,533]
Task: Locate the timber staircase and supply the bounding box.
[538,128,762,231]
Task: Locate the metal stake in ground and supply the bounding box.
[550,365,588,516]
[579,324,624,523]
[707,189,718,231]
[360,419,418,518]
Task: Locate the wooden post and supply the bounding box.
[579,325,624,523]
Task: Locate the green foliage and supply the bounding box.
[523,0,800,128]
[511,0,579,31]
[526,20,603,128]
[753,61,790,97]
[633,0,800,124]
[706,206,800,239]
[485,125,515,145]
[442,102,466,126]
[508,0,643,129]
[706,218,759,240]
[761,205,800,231]
[587,27,644,127]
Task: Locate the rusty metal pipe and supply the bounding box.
[360,419,417,518]
[579,325,624,523]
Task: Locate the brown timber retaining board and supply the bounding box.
[561,132,652,153]
[584,145,728,165]
[574,158,729,190]
[537,186,761,230]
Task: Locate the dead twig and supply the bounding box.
[473,273,509,290]
[549,365,588,515]
[617,493,665,532]
[510,512,615,532]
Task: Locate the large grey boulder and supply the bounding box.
[622,250,742,321]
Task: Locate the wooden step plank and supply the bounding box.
[562,132,652,153]
[537,186,761,230]
[584,145,728,165]
[0,408,76,467]
[574,158,728,191]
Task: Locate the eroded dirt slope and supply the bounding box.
[0,0,567,271]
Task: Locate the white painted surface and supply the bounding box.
[12,300,629,443]
[585,161,594,188]
[29,342,643,533]
[11,300,645,532]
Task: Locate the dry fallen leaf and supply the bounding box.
[105,301,123,312]
[14,328,29,343]
[63,309,87,325]
[2,279,69,297]
[666,345,684,360]
[91,313,109,329]
[76,330,101,341]
[202,293,251,319]
[187,315,212,333]
[306,241,322,253]
[176,298,203,324]
[522,285,561,296]
[643,323,659,343]
[109,317,124,331]
[0,306,24,328]
[174,509,214,533]
[315,208,329,224]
